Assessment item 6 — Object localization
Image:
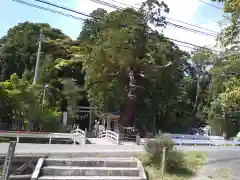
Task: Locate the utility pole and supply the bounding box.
[33,29,44,85]
[42,84,49,112]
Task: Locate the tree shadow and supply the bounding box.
[167,167,195,177]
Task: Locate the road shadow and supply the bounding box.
[206,157,240,165]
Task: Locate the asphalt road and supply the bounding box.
[0,143,240,179]
[0,143,145,157]
[178,146,240,180]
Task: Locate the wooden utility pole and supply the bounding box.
[161,147,166,177]
[2,141,16,180]
[33,29,44,85]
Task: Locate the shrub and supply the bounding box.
[41,109,62,132]
[166,150,186,173]
[145,135,175,154]
[0,137,11,143]
[139,150,205,180]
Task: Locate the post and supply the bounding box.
[33,29,44,85]
[153,115,156,136]
[16,135,19,143]
[136,132,140,145]
[2,141,17,180]
[41,84,48,112]
[89,109,92,130]
[84,128,87,144]
[107,119,111,130]
[62,112,68,127]
[116,134,119,145]
[161,147,166,176]
[49,136,52,144]
[73,135,76,145]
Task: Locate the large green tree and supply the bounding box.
[0,21,70,81]
[78,0,191,131]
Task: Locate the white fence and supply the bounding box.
[139,133,240,146]
[172,139,240,146]
[71,128,87,144]
[0,129,87,145]
[98,130,120,144]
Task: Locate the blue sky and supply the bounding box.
[0,0,224,49]
[0,0,84,39]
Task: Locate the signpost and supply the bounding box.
[1,141,16,180]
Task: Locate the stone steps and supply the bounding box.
[9,175,32,180]
[38,176,142,180]
[45,158,137,167]
[36,157,146,180]
[41,166,139,176]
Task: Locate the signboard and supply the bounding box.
[1,141,16,180]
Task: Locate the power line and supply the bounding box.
[109,0,129,7]
[166,17,218,34]
[87,0,218,37]
[12,0,219,52]
[198,0,222,10]
[116,0,223,10]
[12,0,86,21]
[168,37,220,52]
[33,0,217,37]
[175,43,199,50]
[86,0,122,9]
[33,0,90,17]
[92,0,218,35]
[167,22,216,37]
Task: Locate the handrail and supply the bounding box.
[0,130,87,145]
[48,133,80,144]
[164,133,226,140]
[71,128,87,144]
[173,139,240,146]
[98,130,120,144]
[140,138,240,146]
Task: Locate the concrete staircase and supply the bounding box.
[36,157,146,180]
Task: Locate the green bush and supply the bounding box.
[139,150,205,180]
[145,135,175,154]
[166,150,186,173]
[40,109,62,132]
[144,135,191,173]
[0,137,11,143]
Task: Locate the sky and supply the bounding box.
[0,0,225,51]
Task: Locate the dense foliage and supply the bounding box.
[0,0,239,136]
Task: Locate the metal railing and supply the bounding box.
[164,133,210,140]
[0,130,87,145]
[172,139,240,146]
[139,133,240,146]
[98,130,120,144]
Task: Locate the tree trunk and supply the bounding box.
[120,98,137,127]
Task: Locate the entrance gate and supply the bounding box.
[77,106,97,130]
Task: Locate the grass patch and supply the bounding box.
[139,151,206,180]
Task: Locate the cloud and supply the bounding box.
[77,0,222,51]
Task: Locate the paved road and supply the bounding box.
[0,143,144,157]
[178,146,240,180]
[88,138,116,145]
